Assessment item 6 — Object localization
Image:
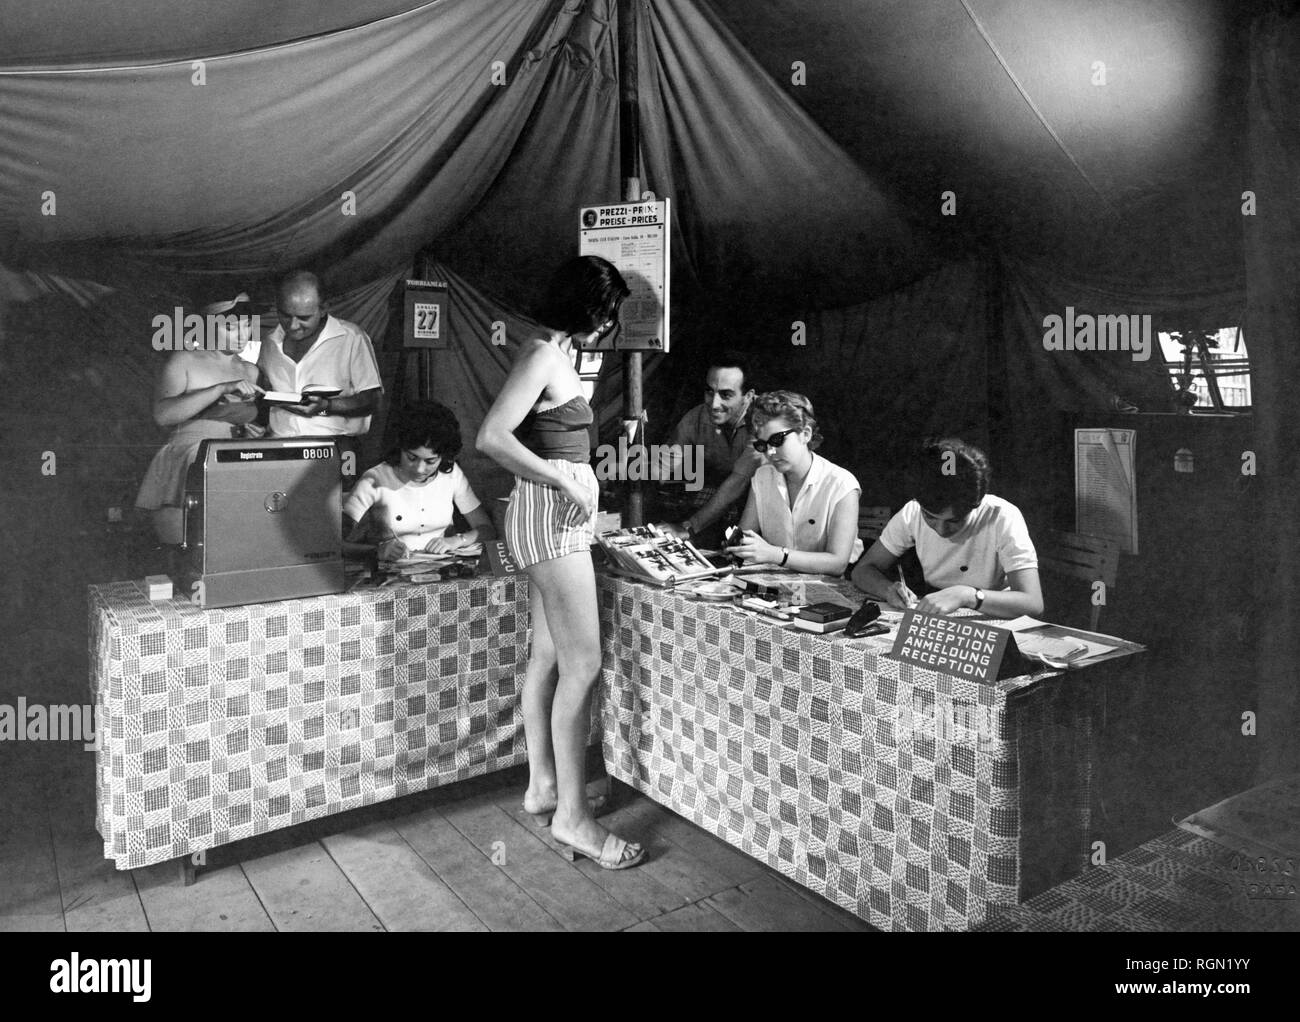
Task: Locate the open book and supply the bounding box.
[387,544,484,572]
[597,525,721,586]
[262,385,343,405]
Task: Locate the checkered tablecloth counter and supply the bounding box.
[88,577,533,870]
[596,576,1099,932]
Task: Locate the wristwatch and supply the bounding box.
[780,547,790,567]
[972,587,985,611]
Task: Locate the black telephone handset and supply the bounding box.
[843,598,885,638]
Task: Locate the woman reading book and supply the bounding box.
[135,292,264,547]
[850,437,1044,619]
[343,401,494,561]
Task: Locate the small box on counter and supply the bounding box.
[144,575,173,601]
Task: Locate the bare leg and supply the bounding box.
[526,550,640,862]
[520,581,561,812]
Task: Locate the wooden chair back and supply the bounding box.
[1038,530,1121,632]
[858,506,893,544]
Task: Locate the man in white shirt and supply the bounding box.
[259,270,383,437]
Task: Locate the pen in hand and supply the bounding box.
[895,566,918,609]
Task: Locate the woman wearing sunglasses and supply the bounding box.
[726,391,862,576]
[850,438,1043,618]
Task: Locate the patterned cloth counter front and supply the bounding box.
[595,575,1102,932]
[88,577,534,871]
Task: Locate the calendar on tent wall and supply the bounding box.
[403,279,449,349]
[578,198,670,352]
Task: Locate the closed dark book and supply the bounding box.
[798,601,853,624]
[790,616,848,634]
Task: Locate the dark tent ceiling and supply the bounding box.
[0,0,431,67]
[0,0,1257,308]
[710,0,1249,274]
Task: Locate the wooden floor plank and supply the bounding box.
[640,801,768,887]
[131,860,275,932]
[319,821,486,932]
[3,742,136,932]
[496,798,692,921]
[706,875,859,932]
[440,799,638,932]
[622,920,662,932]
[773,877,877,932]
[645,899,745,932]
[585,793,739,903]
[241,841,384,932]
[393,806,563,932]
[50,823,150,933]
[0,834,65,932]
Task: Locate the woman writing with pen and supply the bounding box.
[725,391,862,576]
[343,402,495,560]
[851,438,1043,619]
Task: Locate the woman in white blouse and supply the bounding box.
[344,402,495,560]
[850,437,1043,618]
[726,391,861,576]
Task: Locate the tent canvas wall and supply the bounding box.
[2,1,1296,810]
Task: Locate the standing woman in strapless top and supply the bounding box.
[135,293,263,547]
[477,255,646,870]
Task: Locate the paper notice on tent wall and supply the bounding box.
[1074,428,1138,555]
[578,199,670,352]
[403,279,449,349]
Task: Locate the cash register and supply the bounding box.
[177,437,345,608]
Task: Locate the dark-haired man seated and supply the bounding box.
[657,357,762,550]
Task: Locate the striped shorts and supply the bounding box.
[504,461,598,569]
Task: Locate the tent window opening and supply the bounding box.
[1157,328,1251,413]
[578,350,604,402]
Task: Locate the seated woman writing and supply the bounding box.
[850,437,1043,618]
[726,391,862,576]
[344,402,495,560]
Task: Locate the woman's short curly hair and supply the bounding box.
[536,255,631,336]
[386,402,463,474]
[750,390,823,450]
[908,437,991,513]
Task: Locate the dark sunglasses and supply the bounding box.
[752,427,800,454]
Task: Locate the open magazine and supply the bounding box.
[596,524,721,586]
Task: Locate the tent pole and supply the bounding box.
[618,0,643,526]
